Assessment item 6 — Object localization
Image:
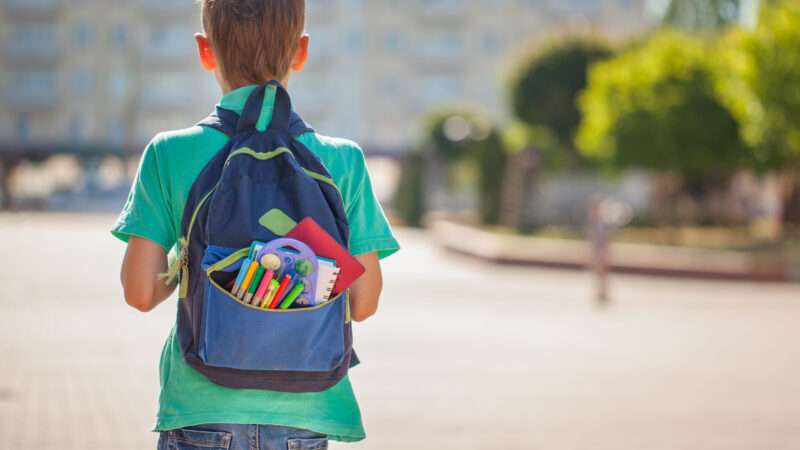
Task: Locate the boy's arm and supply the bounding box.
[121,236,177,312]
[349,252,382,322]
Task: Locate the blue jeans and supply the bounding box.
[157,424,328,450]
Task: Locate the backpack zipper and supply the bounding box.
[206,248,348,314]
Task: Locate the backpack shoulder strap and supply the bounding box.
[198,81,313,138]
[197,107,240,137]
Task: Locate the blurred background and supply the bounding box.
[1,0,800,449]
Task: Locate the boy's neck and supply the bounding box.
[220,77,290,95]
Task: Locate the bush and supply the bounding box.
[393,149,427,227]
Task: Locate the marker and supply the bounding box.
[253,269,275,304]
[279,282,305,310]
[278,271,299,305]
[260,279,280,309]
[269,274,293,309]
[244,266,265,304]
[237,261,260,298]
[232,257,252,295]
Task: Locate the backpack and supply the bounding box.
[173,81,355,392]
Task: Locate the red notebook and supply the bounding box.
[286,218,365,295]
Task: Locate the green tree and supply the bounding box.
[577,32,750,223]
[721,0,800,168]
[508,39,612,165]
[732,0,800,223]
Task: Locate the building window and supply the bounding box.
[10,24,56,56]
[13,71,57,103]
[345,30,363,53]
[110,24,128,49]
[108,117,126,145]
[71,70,95,96]
[109,71,129,99]
[69,114,85,142]
[383,31,403,51]
[72,23,94,49]
[16,115,30,142]
[481,31,501,53]
[416,31,464,61]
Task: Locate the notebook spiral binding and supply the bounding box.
[319,266,341,303]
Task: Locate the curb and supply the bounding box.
[432,220,800,283]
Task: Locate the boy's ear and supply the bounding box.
[195,33,217,71]
[291,34,310,72]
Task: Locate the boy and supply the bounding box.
[112,0,399,448]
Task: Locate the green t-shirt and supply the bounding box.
[111,85,399,442]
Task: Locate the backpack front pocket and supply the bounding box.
[198,247,347,372]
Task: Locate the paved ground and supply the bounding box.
[1,213,799,450]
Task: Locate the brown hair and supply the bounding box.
[201,0,305,88]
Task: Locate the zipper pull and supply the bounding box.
[159,238,189,298]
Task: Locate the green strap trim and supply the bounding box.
[302,169,339,193]
[345,290,351,323]
[226,146,341,193]
[207,248,250,274]
[225,146,291,165]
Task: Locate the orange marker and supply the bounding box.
[237,261,260,298]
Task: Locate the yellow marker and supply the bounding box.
[237,261,260,298]
[260,279,281,309]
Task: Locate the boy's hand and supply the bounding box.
[349,252,383,322]
[121,236,176,312]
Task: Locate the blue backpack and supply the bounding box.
[174,81,355,392]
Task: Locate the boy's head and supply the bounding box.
[195,0,309,92]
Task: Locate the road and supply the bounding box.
[1,213,799,450]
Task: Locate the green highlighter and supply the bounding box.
[279,282,305,310]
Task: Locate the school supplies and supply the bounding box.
[232,257,252,295]
[253,269,275,304]
[244,266,265,304]
[269,274,293,309]
[279,282,305,310]
[237,260,260,298]
[260,253,281,271]
[255,238,320,308]
[286,218,365,296]
[313,257,341,305]
[260,279,280,309]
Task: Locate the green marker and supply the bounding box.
[244,267,265,304]
[279,282,305,310]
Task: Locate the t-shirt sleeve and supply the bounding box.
[111,137,176,251]
[345,147,400,259]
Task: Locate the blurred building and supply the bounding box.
[0,0,651,156]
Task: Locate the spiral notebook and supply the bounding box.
[314,257,341,304]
